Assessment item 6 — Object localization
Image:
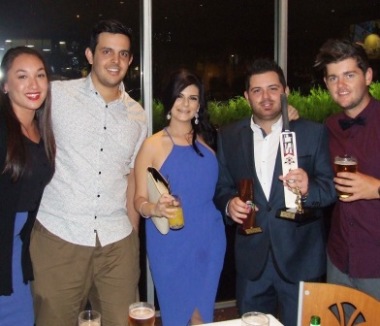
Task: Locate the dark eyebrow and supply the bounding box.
[15,67,45,73]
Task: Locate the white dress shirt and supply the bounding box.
[251,116,283,200]
[37,75,147,246]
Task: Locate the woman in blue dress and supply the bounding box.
[134,69,226,325]
[0,47,55,324]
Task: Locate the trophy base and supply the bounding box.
[276,207,313,222]
[239,226,263,235]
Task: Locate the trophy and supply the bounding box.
[238,179,262,235]
[276,94,312,222]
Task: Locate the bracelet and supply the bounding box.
[139,201,150,218]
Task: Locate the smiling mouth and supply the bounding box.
[26,93,41,100]
[107,67,120,73]
[261,101,273,108]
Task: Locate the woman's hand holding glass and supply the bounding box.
[154,194,184,229]
[154,193,179,218]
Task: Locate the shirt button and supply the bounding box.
[99,171,101,175]
[104,126,107,130]
[95,216,97,219]
[97,195,100,198]
[105,105,108,108]
[100,148,103,151]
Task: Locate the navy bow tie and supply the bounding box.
[338,116,366,130]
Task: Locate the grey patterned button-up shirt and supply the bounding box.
[37,75,147,246]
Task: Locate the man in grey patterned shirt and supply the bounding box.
[30,19,147,326]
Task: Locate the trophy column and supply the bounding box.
[276,94,312,222]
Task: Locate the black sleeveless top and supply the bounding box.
[0,132,54,295]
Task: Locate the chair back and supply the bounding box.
[297,281,380,326]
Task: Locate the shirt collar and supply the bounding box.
[250,115,283,136]
[84,73,125,102]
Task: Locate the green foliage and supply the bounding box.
[207,97,251,128]
[152,82,380,131]
[369,81,380,100]
[152,99,166,133]
[287,87,340,123]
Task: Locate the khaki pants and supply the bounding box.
[30,221,140,326]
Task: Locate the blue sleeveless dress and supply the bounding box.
[146,131,226,326]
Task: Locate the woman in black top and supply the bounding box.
[0,47,55,324]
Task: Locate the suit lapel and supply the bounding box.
[239,123,270,203]
[268,145,283,202]
[239,124,255,176]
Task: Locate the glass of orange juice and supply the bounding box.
[168,195,184,230]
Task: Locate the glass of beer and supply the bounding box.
[128,302,155,326]
[78,310,101,326]
[168,195,184,229]
[241,311,269,325]
[334,155,358,199]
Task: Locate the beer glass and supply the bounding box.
[241,311,269,326]
[334,155,358,199]
[168,195,185,229]
[78,310,101,326]
[128,302,155,326]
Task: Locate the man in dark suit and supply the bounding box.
[214,59,336,326]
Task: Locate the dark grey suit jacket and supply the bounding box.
[214,117,336,283]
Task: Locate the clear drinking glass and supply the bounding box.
[168,195,185,230]
[334,154,358,199]
[128,302,155,326]
[241,311,270,326]
[78,310,101,326]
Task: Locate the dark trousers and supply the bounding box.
[236,252,299,326]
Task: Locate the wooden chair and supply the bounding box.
[297,281,380,326]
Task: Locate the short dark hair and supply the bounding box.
[245,58,287,92]
[314,39,370,76]
[89,19,133,54]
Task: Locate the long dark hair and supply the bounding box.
[162,69,216,156]
[0,46,55,181]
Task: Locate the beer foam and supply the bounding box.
[130,307,155,319]
[335,161,357,165]
[79,322,100,326]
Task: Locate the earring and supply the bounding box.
[194,113,199,125]
[166,112,171,120]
